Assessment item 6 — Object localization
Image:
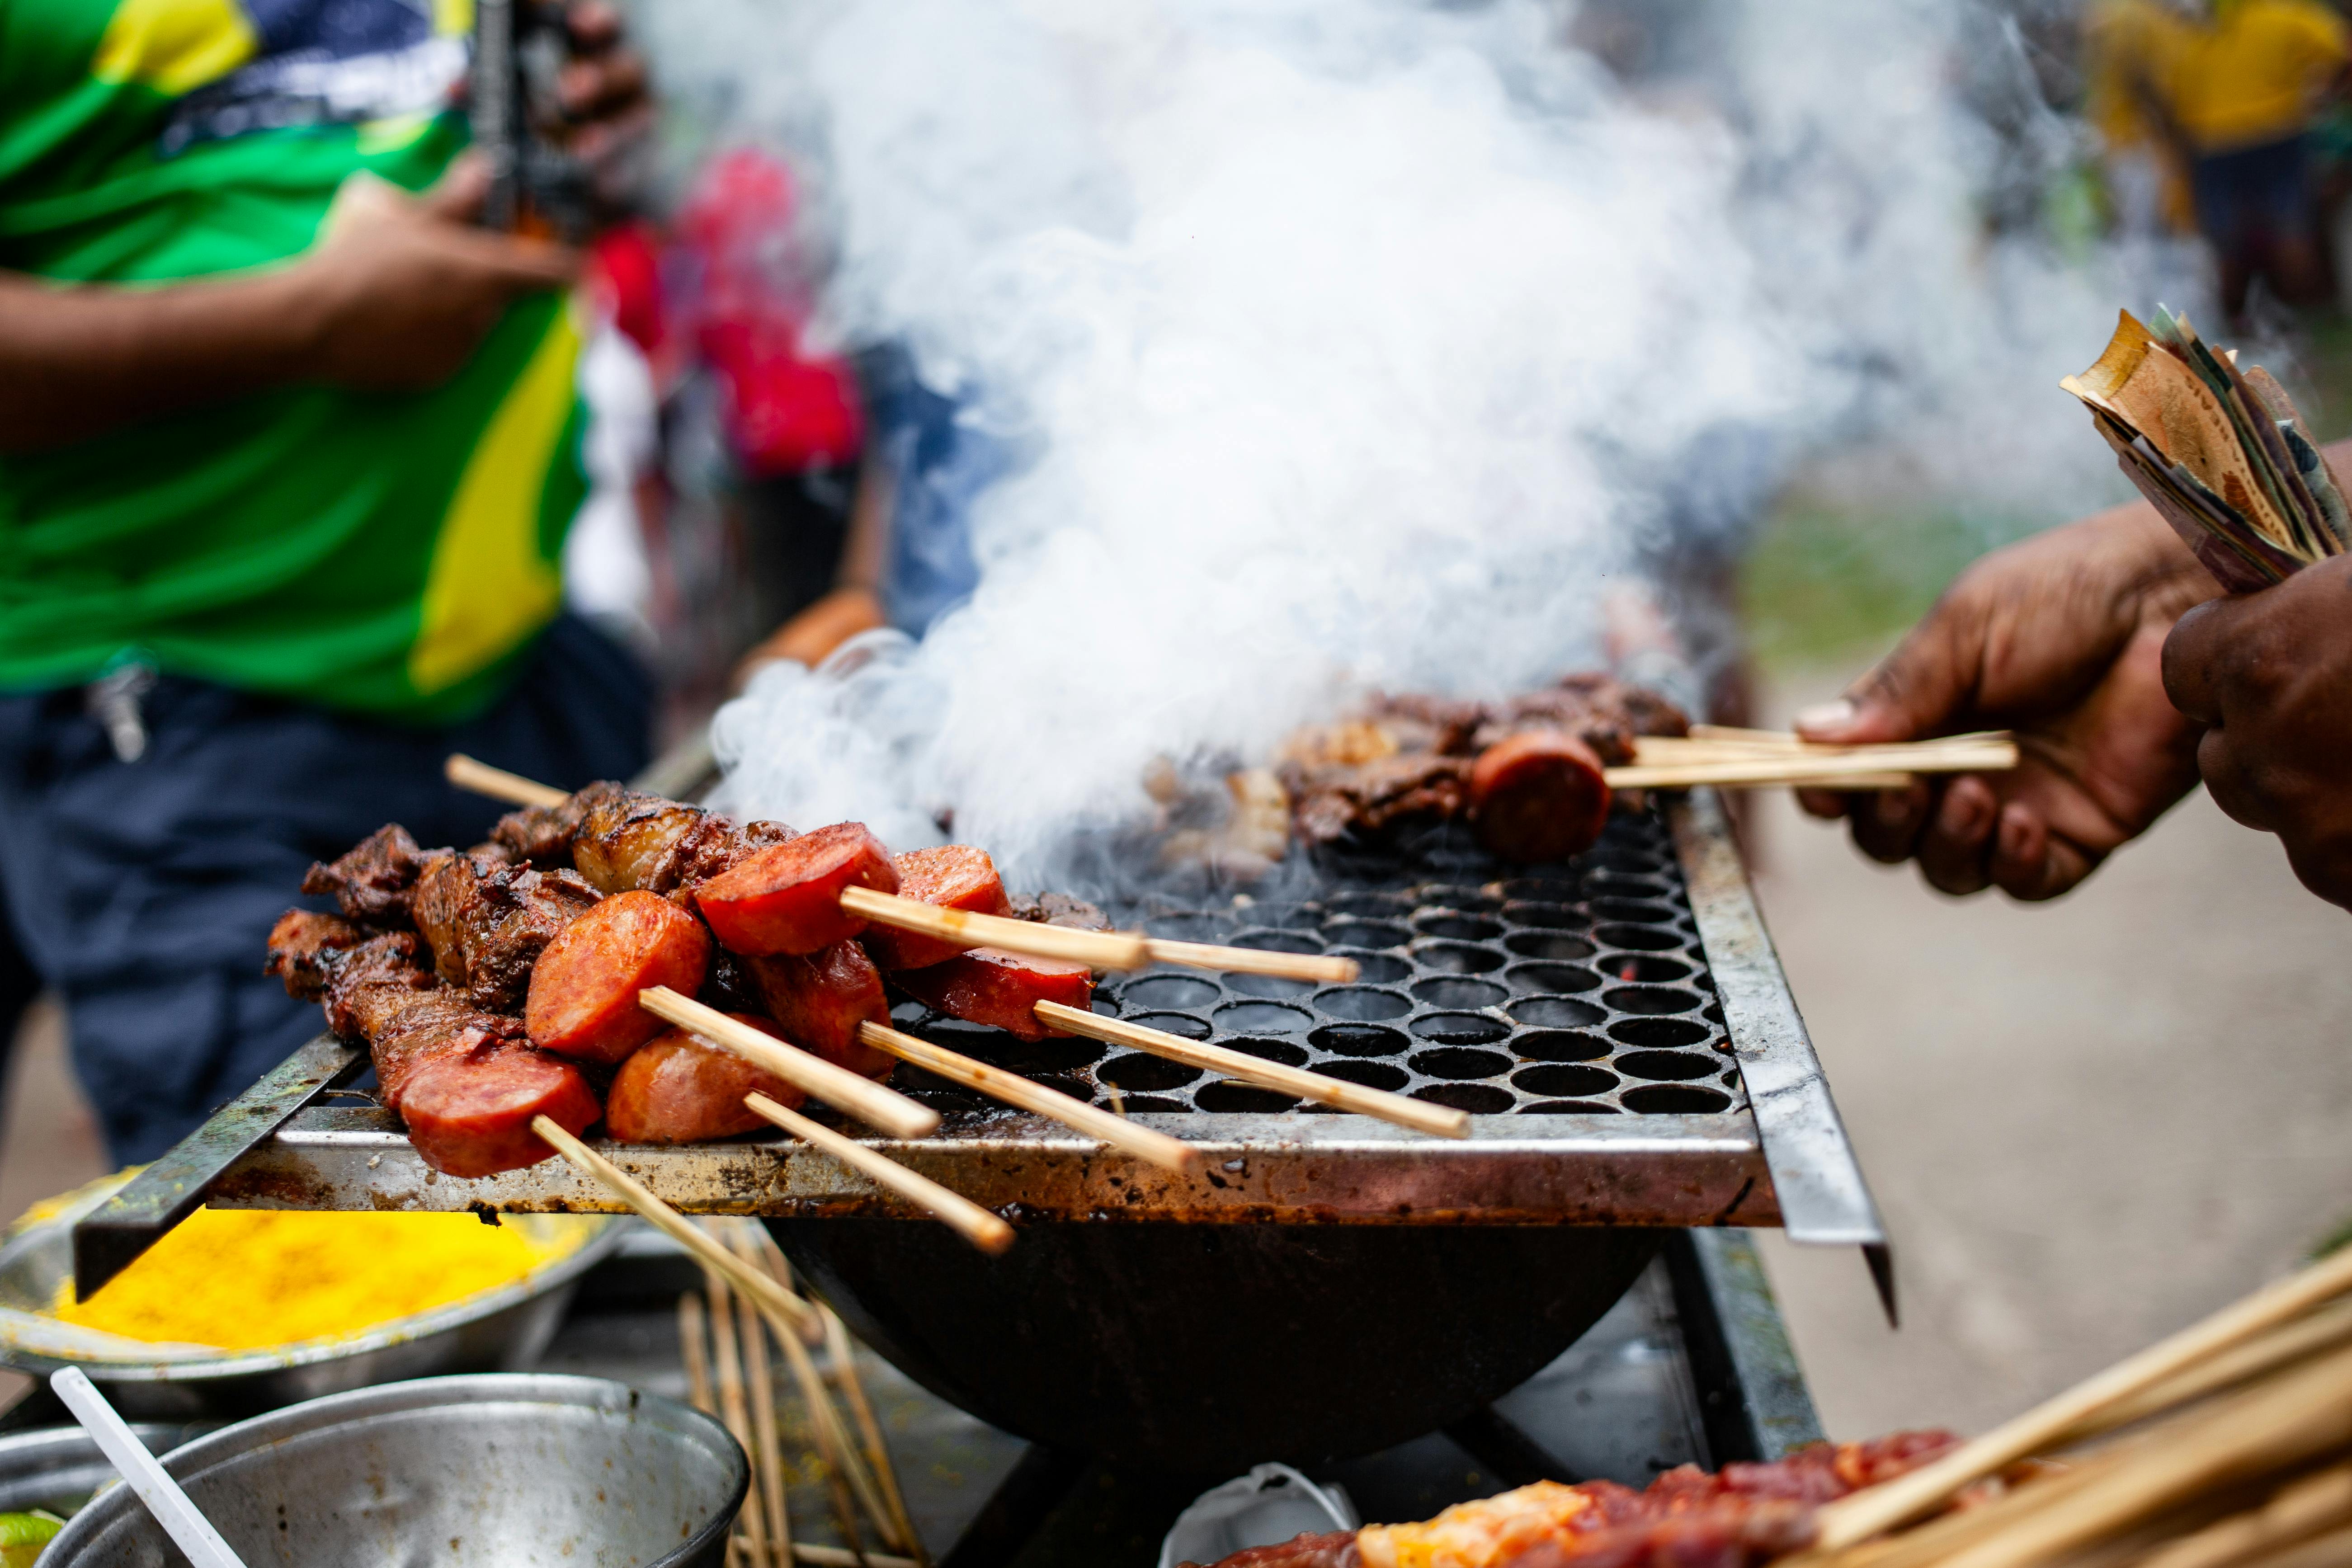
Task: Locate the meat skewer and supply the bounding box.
[855,1020,1198,1172]
[443,757,1360,985]
[744,1092,1013,1255]
[1033,1002,1471,1139]
[640,989,939,1141]
[266,912,603,1177]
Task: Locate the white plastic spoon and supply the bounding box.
[51,1367,248,1568]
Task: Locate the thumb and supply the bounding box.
[1795,610,1977,744]
[419,154,491,224]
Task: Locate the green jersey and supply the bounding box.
[0,0,588,721]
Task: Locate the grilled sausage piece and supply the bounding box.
[862,845,1012,971]
[1183,1531,1359,1568]
[526,890,713,1064]
[1467,729,1610,865]
[892,947,1092,1041]
[605,1019,808,1143]
[748,942,892,1077]
[399,1044,603,1178]
[694,822,899,956]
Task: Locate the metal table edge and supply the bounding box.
[1668,791,1888,1255]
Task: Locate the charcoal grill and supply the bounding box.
[75,787,1886,1296]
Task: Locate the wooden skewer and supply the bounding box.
[857,1021,1197,1172]
[743,1232,917,1561]
[792,1549,917,1568]
[1813,1243,2352,1550]
[737,1282,794,1568]
[1686,724,2013,749]
[2137,1460,2352,1568]
[1033,1002,1470,1138]
[445,752,569,808]
[1607,741,2017,791]
[840,888,1149,971]
[641,988,940,1140]
[744,1092,1013,1255]
[705,1266,773,1568]
[726,1225,893,1561]
[679,1292,718,1415]
[531,1115,821,1339]
[1931,1343,2352,1568]
[820,1303,929,1568]
[1140,938,1358,985]
[2059,1297,2352,1447]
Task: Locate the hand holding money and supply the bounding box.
[2063,308,2351,592]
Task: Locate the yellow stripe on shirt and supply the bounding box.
[92,0,257,94]
[408,306,582,697]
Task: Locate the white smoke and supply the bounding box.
[652,0,2184,886]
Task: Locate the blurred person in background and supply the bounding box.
[0,0,655,1161]
[2166,0,2351,320]
[1791,436,2352,917]
[2083,0,2201,242]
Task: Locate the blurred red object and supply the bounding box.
[586,149,866,477]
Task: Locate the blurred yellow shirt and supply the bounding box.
[2085,0,2194,154]
[2169,0,2350,152]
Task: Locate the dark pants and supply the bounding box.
[0,616,652,1164]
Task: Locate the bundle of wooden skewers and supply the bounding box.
[1609,727,2020,794]
[1792,1239,2352,1568]
[676,1216,929,1568]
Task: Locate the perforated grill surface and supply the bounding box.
[889,807,1746,1121]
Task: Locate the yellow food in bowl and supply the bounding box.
[51,1209,593,1351]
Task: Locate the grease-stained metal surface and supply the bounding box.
[1670,789,1888,1256]
[210,1104,1777,1224]
[175,790,1879,1232]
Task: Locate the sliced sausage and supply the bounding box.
[748,941,892,1077]
[399,1044,603,1178]
[694,822,899,956]
[525,890,712,1064]
[1467,729,1611,865]
[862,845,1012,971]
[892,947,1093,1042]
[605,1018,808,1144]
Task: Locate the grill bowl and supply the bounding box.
[778,1218,1661,1471]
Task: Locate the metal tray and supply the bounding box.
[82,789,1890,1304]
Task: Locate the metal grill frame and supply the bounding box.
[166,788,1879,1241]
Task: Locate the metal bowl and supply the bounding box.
[0,1423,209,1516]
[0,1179,624,1418]
[41,1373,746,1568]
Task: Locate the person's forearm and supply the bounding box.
[0,268,328,452]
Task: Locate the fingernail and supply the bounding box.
[1874,790,1913,830]
[1794,699,1856,736]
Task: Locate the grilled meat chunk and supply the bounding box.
[1188,1432,1960,1568]
[489,791,595,866]
[695,822,899,956]
[747,942,891,1075]
[893,948,1092,1041]
[301,824,431,926]
[1280,673,1687,858]
[263,910,368,1000]
[605,1019,806,1144]
[568,782,792,898]
[410,852,604,1010]
[264,921,599,1176]
[864,845,1012,970]
[526,890,712,1064]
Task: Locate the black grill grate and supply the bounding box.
[890,805,1746,1121]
